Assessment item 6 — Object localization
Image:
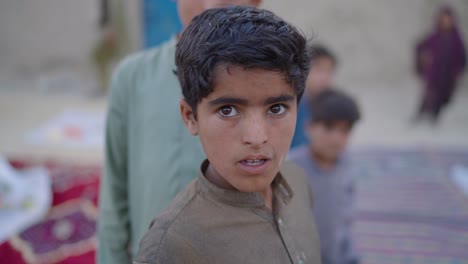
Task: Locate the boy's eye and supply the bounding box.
[219,105,239,117]
[268,104,287,115]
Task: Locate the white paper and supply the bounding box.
[0,157,52,243]
[25,109,105,148]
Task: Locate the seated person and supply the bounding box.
[290,89,361,264]
[134,6,321,264]
[291,44,337,149]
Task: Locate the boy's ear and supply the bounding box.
[180,99,199,136]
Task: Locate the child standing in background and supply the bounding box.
[290,89,361,264]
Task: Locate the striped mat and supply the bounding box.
[350,149,468,264]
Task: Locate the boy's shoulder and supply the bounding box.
[281,160,307,181]
[134,179,206,263]
[280,161,310,193]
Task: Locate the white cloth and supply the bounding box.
[0,156,51,243]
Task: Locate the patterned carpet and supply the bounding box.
[350,149,468,264]
[1,149,467,263]
[0,160,100,264]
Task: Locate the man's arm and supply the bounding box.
[98,61,131,264]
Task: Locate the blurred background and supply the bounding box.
[0,0,467,263]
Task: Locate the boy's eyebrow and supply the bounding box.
[208,97,249,106]
[264,94,295,105]
[208,94,295,106]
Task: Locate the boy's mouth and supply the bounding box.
[240,159,267,166]
[237,156,271,175]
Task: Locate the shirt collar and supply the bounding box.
[198,159,294,208]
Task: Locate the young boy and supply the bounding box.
[134,6,321,264]
[98,1,261,263]
[289,89,361,264]
[291,44,337,149]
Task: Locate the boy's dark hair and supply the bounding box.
[309,89,361,127]
[308,44,337,66]
[175,6,310,113]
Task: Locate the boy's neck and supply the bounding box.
[260,186,273,210]
[205,164,236,191]
[205,164,274,210]
[310,149,337,172]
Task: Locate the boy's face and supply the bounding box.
[307,121,351,162]
[177,0,261,28]
[306,57,336,96]
[181,66,297,193]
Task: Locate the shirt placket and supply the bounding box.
[274,194,307,264]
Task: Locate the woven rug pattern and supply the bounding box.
[350,149,468,264]
[0,160,100,264]
[1,149,467,263]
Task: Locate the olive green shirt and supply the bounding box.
[135,160,322,264]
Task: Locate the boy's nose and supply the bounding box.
[241,115,268,147]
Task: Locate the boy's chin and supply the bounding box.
[232,177,274,193]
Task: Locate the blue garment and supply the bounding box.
[291,97,310,149]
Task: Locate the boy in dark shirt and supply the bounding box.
[134,6,321,264]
